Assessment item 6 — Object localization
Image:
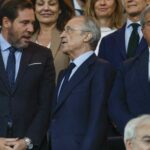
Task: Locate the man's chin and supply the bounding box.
[16,41,29,48]
[61,49,69,55]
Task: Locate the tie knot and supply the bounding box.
[131,23,140,30]
[68,63,76,72]
[8,46,17,53]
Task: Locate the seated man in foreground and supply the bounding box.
[124,114,150,150]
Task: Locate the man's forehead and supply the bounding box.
[67,17,84,27]
[136,124,150,135]
[17,8,34,17]
[16,8,35,20]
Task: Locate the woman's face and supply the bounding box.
[35,0,61,25]
[94,0,116,19]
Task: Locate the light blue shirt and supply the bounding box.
[125,19,143,52]
[70,51,94,78]
[57,51,94,98]
[0,34,22,80]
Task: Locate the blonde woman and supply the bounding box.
[85,0,124,55]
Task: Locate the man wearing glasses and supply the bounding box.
[49,16,115,150]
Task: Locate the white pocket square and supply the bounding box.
[28,62,42,66]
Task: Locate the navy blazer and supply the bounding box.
[98,24,147,70]
[49,54,115,150]
[0,42,55,147]
[109,46,150,135]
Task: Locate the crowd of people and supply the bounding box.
[0,0,150,150]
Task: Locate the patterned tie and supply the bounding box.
[58,63,76,101]
[127,23,140,58]
[6,46,16,89]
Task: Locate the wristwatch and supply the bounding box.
[24,137,33,149]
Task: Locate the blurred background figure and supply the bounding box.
[0,0,4,6]
[98,0,149,71]
[64,0,86,16]
[0,0,5,30]
[124,115,150,150]
[31,0,75,79]
[85,0,124,55]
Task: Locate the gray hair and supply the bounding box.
[140,5,150,28]
[80,16,101,50]
[124,115,150,143]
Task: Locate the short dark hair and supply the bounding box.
[0,0,34,25]
[32,0,74,32]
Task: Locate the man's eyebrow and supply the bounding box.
[142,135,150,139]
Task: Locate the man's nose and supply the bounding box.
[27,23,34,33]
[60,31,65,38]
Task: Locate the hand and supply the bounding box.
[5,139,27,150]
[0,138,17,150]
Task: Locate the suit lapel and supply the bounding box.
[136,38,148,55]
[52,71,65,112]
[12,45,33,93]
[135,48,149,95]
[117,24,126,59]
[53,54,96,114]
[0,50,10,91]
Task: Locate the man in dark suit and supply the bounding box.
[98,0,149,70]
[49,16,115,150]
[109,5,150,135]
[98,1,149,147]
[0,0,55,149]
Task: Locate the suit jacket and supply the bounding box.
[109,46,150,134]
[0,42,55,149]
[31,27,69,79]
[98,24,147,70]
[49,54,115,150]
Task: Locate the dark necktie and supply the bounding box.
[127,23,140,58]
[6,46,17,129]
[58,63,76,101]
[6,46,16,89]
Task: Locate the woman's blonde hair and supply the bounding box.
[85,0,124,29]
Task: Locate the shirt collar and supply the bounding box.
[71,51,94,67]
[0,33,11,51]
[0,33,23,52]
[126,19,141,28]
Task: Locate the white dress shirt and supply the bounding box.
[73,0,83,16]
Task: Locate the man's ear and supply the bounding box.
[83,32,92,42]
[2,17,11,28]
[125,139,133,150]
